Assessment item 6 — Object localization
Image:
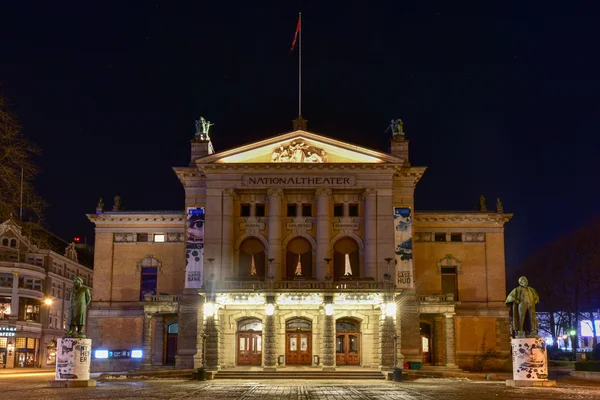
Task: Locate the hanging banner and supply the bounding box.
[393,207,413,288]
[185,207,205,288]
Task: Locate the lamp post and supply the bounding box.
[570,329,577,361]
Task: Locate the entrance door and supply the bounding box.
[286,332,311,365]
[165,323,178,365]
[420,322,432,364]
[336,333,360,365]
[238,332,262,365]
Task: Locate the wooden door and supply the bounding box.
[286,332,311,365]
[238,332,262,365]
[166,334,178,365]
[336,333,360,365]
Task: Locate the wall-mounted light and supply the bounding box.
[44,298,53,306]
[325,303,334,316]
[204,302,215,317]
[94,349,109,359]
[265,303,275,316]
[131,349,143,359]
[385,302,397,318]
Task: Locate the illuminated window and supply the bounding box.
[349,203,359,217]
[140,267,158,300]
[255,204,265,217]
[334,204,343,217]
[154,234,165,243]
[240,204,251,217]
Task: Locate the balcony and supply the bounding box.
[212,279,394,292]
[144,294,182,303]
[418,294,458,314]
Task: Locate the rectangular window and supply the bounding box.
[153,234,165,243]
[240,204,251,217]
[302,204,312,217]
[349,203,359,217]
[287,203,297,217]
[441,266,458,300]
[334,203,344,217]
[450,233,462,242]
[137,233,149,242]
[140,267,158,300]
[255,204,265,217]
[434,233,446,242]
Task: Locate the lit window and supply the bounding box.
[154,234,165,243]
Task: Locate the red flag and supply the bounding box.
[290,16,300,51]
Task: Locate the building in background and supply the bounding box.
[87,120,512,372]
[0,218,94,368]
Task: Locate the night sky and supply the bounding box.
[0,2,598,275]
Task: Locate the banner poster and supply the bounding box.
[393,207,413,288]
[185,207,205,289]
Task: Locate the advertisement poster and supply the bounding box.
[185,207,205,289]
[55,338,91,381]
[393,207,413,288]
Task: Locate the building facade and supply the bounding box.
[87,124,512,372]
[0,218,94,368]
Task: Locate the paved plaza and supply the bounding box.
[1,372,599,400]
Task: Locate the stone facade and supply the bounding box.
[87,127,512,372]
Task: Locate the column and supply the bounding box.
[141,311,154,369]
[11,272,19,317]
[176,292,201,369]
[315,189,331,281]
[363,189,377,278]
[445,313,457,367]
[267,189,283,280]
[153,315,164,365]
[322,313,335,370]
[204,306,219,371]
[263,311,277,370]
[379,310,395,369]
[433,316,445,365]
[222,189,235,278]
[395,295,404,368]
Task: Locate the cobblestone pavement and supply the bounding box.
[1,375,599,399]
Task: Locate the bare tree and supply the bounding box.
[0,92,46,239]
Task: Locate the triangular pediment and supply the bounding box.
[197,130,403,164]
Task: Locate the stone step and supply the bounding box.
[215,371,385,380]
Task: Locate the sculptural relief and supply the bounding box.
[271,140,327,163]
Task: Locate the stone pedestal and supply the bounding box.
[49,338,96,387]
[506,337,555,387]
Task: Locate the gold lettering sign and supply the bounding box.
[243,176,356,187]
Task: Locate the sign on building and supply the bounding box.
[393,207,413,288]
[185,207,205,289]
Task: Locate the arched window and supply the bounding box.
[167,323,179,334]
[239,238,266,279]
[286,237,313,279]
[333,237,359,279]
[336,318,360,332]
[1,238,8,247]
[10,239,17,248]
[238,318,262,332]
[286,318,312,331]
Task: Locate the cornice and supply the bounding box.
[87,213,185,226]
[394,166,427,185]
[414,212,513,225]
[196,163,402,174]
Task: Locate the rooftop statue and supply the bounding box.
[389,119,404,135]
[505,276,540,338]
[195,117,214,140]
[66,277,91,338]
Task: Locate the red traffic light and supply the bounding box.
[73,236,81,243]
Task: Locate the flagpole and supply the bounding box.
[298,12,302,117]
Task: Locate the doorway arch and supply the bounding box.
[239,238,266,279]
[285,318,312,365]
[333,237,360,279]
[285,237,313,278]
[336,318,360,365]
[237,318,262,365]
[165,323,178,365]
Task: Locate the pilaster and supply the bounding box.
[322,312,335,370]
[263,313,277,370]
[141,312,154,369]
[315,189,331,281]
[222,189,235,278]
[267,189,283,280]
[11,272,19,317]
[176,292,200,369]
[363,189,377,278]
[445,313,457,367]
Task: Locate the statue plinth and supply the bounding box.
[49,338,96,387]
[506,337,555,387]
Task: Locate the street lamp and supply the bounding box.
[570,329,577,361]
[44,298,53,306]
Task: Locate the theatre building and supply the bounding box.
[87,119,513,372]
